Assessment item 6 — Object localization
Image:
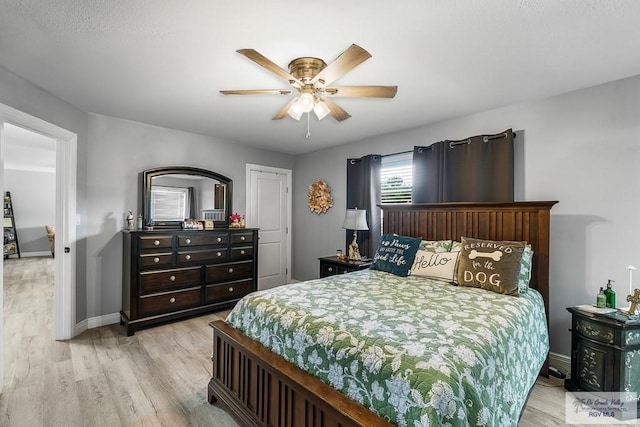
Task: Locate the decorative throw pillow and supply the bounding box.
[419,240,453,253]
[518,245,534,294]
[456,237,526,296]
[410,250,460,282]
[371,234,422,277]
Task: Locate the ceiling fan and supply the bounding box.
[220,44,397,122]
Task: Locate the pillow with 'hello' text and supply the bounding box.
[410,250,460,282]
[370,234,421,277]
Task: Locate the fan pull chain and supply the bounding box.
[305,113,311,138]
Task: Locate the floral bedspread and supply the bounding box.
[226,269,548,427]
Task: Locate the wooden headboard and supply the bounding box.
[380,201,557,325]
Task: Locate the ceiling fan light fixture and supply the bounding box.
[287,100,304,120]
[313,100,330,120]
[298,93,314,113]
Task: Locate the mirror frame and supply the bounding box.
[141,166,233,229]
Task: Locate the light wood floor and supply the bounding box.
[0,257,628,426]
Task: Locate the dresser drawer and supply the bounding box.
[178,233,229,247]
[139,287,201,316]
[321,264,354,277]
[206,280,253,303]
[230,246,253,260]
[138,235,173,250]
[177,249,227,264]
[206,261,253,284]
[139,252,173,269]
[575,317,615,345]
[231,232,254,245]
[140,267,201,293]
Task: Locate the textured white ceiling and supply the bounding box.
[1,1,639,154]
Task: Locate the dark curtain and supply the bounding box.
[412,129,514,202]
[346,155,381,259]
[188,187,196,218]
[412,143,444,203]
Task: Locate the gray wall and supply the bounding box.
[85,114,294,318]
[0,65,294,323]
[292,74,640,357]
[3,169,55,254]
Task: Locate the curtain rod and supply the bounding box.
[379,132,516,156]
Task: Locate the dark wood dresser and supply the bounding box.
[121,228,258,335]
[565,306,640,417]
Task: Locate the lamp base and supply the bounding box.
[347,231,362,261]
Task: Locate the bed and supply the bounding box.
[208,201,557,427]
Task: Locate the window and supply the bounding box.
[151,186,190,221]
[381,152,412,204]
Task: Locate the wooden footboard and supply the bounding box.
[208,320,393,427]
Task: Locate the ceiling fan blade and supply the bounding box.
[321,97,351,122]
[324,85,398,98]
[220,89,293,95]
[272,98,298,120]
[237,49,303,87]
[311,44,372,87]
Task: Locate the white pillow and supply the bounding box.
[410,250,460,282]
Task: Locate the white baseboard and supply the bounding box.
[20,251,52,258]
[74,312,121,337]
[549,351,571,377]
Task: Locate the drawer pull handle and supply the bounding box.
[240,236,246,241]
[169,297,176,303]
[153,257,160,263]
[229,287,234,292]
[328,267,333,272]
[216,252,222,257]
[240,250,245,255]
[153,240,160,246]
[170,275,176,281]
[217,237,222,242]
[228,268,234,273]
[185,254,191,260]
[185,238,191,244]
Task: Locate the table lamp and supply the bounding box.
[342,208,368,261]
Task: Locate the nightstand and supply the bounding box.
[319,256,372,278]
[565,306,640,417]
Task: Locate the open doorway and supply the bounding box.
[0,103,77,392]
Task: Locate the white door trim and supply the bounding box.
[0,105,77,360]
[245,164,292,285]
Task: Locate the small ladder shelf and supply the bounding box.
[3,191,21,258]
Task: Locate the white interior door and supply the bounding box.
[247,165,291,290]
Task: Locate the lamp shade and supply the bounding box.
[342,209,368,231]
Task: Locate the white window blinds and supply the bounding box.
[381,152,412,204]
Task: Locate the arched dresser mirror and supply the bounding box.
[141,166,232,229]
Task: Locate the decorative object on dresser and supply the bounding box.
[342,208,368,261]
[319,256,372,278]
[565,306,640,419]
[121,228,258,336]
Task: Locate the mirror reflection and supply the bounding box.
[150,174,226,222]
[142,167,232,228]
